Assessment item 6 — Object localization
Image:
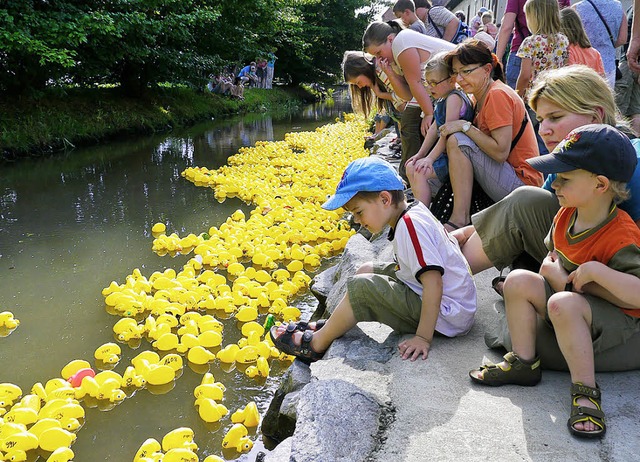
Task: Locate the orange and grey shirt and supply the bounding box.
[545,205,640,318]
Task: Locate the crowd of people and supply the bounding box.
[207,52,278,98]
[269,0,640,442]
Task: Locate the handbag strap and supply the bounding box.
[510,112,528,152]
[427,11,445,39]
[584,0,616,47]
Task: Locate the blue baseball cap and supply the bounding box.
[527,124,637,183]
[322,157,404,210]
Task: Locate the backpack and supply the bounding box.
[428,11,470,44]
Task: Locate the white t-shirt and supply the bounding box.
[390,201,477,337]
[391,29,455,106]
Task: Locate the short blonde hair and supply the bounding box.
[524,0,561,35]
[610,180,631,204]
[424,51,450,80]
[528,66,622,128]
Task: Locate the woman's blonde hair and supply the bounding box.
[528,65,625,129]
[524,0,561,35]
[560,8,592,48]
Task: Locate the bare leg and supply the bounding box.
[445,136,473,229]
[547,292,599,433]
[406,162,433,206]
[503,269,548,361]
[271,262,372,352]
[459,228,494,274]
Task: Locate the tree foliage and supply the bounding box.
[0,0,376,96]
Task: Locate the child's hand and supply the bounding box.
[414,157,434,176]
[398,335,430,361]
[539,251,568,292]
[568,261,605,293]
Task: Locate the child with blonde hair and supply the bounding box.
[560,8,605,76]
[481,11,498,38]
[469,124,640,439]
[406,52,474,205]
[516,0,569,99]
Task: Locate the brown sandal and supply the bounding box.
[567,382,606,439]
[469,352,541,386]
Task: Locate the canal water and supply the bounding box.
[0,96,350,460]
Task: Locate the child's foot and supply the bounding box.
[469,352,541,386]
[269,324,326,363]
[287,320,326,332]
[568,383,606,438]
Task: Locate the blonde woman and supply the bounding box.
[515,0,569,99]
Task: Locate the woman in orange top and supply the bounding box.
[438,40,542,231]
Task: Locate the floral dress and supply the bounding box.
[516,33,569,96]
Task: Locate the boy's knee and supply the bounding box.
[547,292,587,322]
[503,269,539,296]
[355,262,374,274]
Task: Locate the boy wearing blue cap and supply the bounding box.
[469,124,640,439]
[270,156,477,363]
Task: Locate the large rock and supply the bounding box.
[289,380,382,462]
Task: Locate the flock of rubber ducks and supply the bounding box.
[0,114,370,461]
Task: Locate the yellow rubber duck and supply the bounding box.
[152,332,179,352]
[0,383,22,407]
[195,398,229,423]
[151,222,166,234]
[231,401,260,427]
[193,383,225,401]
[240,321,265,338]
[60,360,91,382]
[187,346,216,365]
[0,311,20,329]
[141,364,175,386]
[0,430,38,453]
[235,346,259,364]
[203,456,225,462]
[163,448,198,462]
[161,427,197,452]
[221,423,253,453]
[197,330,223,348]
[46,447,75,462]
[160,353,184,373]
[113,318,144,341]
[94,342,121,364]
[3,406,38,426]
[28,418,62,440]
[4,449,27,461]
[38,426,76,452]
[177,333,200,353]
[235,306,258,323]
[122,366,147,388]
[133,437,162,462]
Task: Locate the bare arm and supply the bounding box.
[627,0,640,72]
[515,57,532,98]
[615,9,629,48]
[569,261,640,309]
[496,12,516,61]
[397,48,434,131]
[379,58,413,101]
[443,17,460,43]
[398,270,443,361]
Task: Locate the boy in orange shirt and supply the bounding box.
[468,124,640,439]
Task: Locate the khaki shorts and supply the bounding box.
[542,280,640,354]
[347,262,423,335]
[473,186,560,270]
[615,60,640,117]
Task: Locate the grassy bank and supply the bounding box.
[0,86,312,160]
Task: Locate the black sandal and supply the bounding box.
[491,275,507,297]
[567,382,606,439]
[269,325,324,364]
[290,320,326,332]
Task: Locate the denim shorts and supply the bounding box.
[432,153,449,182]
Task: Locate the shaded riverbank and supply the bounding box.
[1,85,316,161]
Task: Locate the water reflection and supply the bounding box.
[0,96,350,461]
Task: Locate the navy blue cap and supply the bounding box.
[527,124,637,182]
